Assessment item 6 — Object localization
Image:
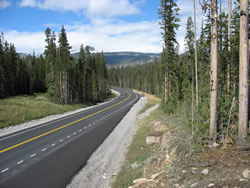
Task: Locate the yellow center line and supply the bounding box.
[0,93,131,154]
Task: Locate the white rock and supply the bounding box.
[208,183,215,187]
[242,169,249,179]
[133,178,148,184]
[151,171,164,179]
[201,169,209,175]
[212,142,219,147]
[190,182,198,187]
[146,136,161,145]
[166,153,170,160]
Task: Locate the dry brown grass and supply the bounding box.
[136,91,161,114]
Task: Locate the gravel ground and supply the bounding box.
[66,97,160,188]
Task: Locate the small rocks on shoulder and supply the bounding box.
[242,169,249,179]
[201,168,209,175]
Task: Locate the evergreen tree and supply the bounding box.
[158,0,180,104]
[58,26,72,104]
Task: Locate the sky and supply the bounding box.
[0,0,229,55]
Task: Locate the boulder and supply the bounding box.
[146,136,161,145]
[242,169,249,179]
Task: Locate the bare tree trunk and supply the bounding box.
[60,72,63,104]
[191,65,195,138]
[193,0,199,108]
[238,0,249,144]
[227,0,232,93]
[164,75,168,103]
[64,72,68,104]
[210,0,218,144]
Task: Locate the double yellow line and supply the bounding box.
[0,93,131,154]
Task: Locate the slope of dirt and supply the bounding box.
[126,108,250,188]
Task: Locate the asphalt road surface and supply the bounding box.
[0,87,140,188]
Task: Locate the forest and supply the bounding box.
[0,26,109,104]
[109,0,249,145]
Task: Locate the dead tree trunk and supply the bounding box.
[227,0,232,93]
[238,0,249,144]
[210,0,218,144]
[165,75,168,103]
[193,0,199,107]
[191,62,195,138]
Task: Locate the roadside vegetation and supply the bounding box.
[0,93,87,129]
[112,93,162,188]
[112,93,249,188]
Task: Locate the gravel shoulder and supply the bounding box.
[66,96,156,188]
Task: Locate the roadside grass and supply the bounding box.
[137,91,161,114]
[112,93,192,188]
[112,93,161,188]
[0,93,87,129]
[112,111,160,188]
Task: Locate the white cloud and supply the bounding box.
[0,0,11,9]
[19,0,37,7]
[4,30,45,54]
[3,20,162,54]
[19,0,139,17]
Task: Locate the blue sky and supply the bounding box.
[0,0,229,54]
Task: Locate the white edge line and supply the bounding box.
[1,168,9,173]
[30,154,36,157]
[17,160,24,164]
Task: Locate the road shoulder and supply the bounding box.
[66,93,149,188]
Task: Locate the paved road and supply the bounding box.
[0,87,140,188]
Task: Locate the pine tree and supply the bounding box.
[158,0,180,104]
[44,28,57,98]
[58,26,72,104]
[0,34,5,99]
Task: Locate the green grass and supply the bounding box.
[0,93,87,129]
[112,93,161,188]
[112,115,158,188]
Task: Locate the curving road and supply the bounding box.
[0,87,140,188]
